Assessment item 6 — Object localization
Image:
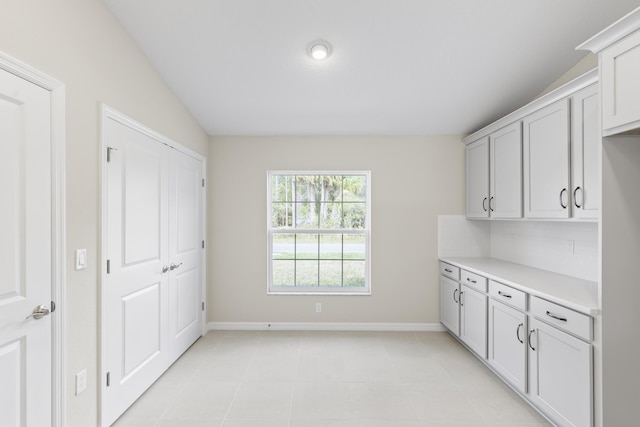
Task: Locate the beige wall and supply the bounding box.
[208,136,465,325]
[0,1,208,425]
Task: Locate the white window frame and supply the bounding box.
[267,170,371,295]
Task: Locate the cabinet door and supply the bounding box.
[460,285,487,358]
[466,137,490,218]
[490,122,523,218]
[601,29,640,134]
[523,99,571,218]
[488,299,526,393]
[571,84,600,219]
[528,318,593,427]
[440,276,460,336]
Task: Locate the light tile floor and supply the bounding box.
[112,331,552,427]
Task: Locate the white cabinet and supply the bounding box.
[440,275,460,335]
[600,29,640,135]
[571,84,600,219]
[528,318,593,427]
[490,122,523,218]
[466,137,490,218]
[488,299,527,393]
[523,99,571,218]
[460,284,488,358]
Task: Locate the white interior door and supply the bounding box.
[104,117,170,426]
[0,68,52,426]
[168,150,203,363]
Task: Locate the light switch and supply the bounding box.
[75,249,87,270]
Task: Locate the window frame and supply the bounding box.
[267,170,371,295]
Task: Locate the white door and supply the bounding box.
[459,285,487,358]
[487,299,526,393]
[0,68,52,425]
[104,117,170,426]
[167,150,203,363]
[490,122,523,218]
[523,99,571,218]
[528,318,593,427]
[571,84,600,219]
[465,137,490,218]
[440,276,460,335]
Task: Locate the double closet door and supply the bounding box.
[102,109,204,426]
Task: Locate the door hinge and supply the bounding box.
[51,301,56,313]
[106,146,118,162]
[202,240,205,249]
[106,259,111,274]
[202,302,205,311]
[202,178,205,187]
[106,371,110,387]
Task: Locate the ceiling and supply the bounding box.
[103,0,640,136]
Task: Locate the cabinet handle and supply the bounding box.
[498,290,512,299]
[489,196,494,212]
[546,310,568,322]
[459,291,464,307]
[559,188,568,209]
[573,186,582,208]
[482,197,488,212]
[444,268,453,273]
[528,329,536,351]
[516,323,524,344]
[453,288,459,303]
[466,278,477,284]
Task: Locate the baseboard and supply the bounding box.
[207,322,446,332]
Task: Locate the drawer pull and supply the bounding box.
[498,291,512,299]
[528,329,536,351]
[516,323,524,344]
[453,289,459,303]
[546,311,568,322]
[444,268,453,273]
[466,278,477,284]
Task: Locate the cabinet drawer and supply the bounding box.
[440,262,460,280]
[489,280,526,311]
[461,270,487,292]
[530,296,593,341]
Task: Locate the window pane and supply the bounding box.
[296,260,318,286]
[343,260,366,287]
[272,234,295,259]
[295,202,319,228]
[296,234,318,260]
[343,203,366,228]
[344,234,366,260]
[272,202,293,228]
[319,202,342,229]
[343,175,367,201]
[295,175,319,202]
[271,175,294,202]
[318,175,342,202]
[272,260,295,286]
[320,234,342,260]
[320,261,342,287]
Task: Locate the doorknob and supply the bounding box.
[26,305,50,320]
[169,262,183,271]
[161,265,170,274]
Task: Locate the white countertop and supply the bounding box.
[439,257,599,316]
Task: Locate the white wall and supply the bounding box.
[0,1,208,425]
[208,135,465,325]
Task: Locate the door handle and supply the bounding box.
[559,188,568,209]
[26,305,50,320]
[169,262,183,271]
[516,323,524,344]
[161,265,170,274]
[528,329,536,351]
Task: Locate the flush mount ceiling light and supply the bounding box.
[307,40,332,60]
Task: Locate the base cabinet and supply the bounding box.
[488,299,527,393]
[460,284,488,358]
[440,276,460,335]
[528,318,593,427]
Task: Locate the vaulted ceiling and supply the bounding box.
[103,0,640,136]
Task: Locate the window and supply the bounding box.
[268,171,371,294]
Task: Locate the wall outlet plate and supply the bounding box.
[315,302,322,313]
[75,369,87,395]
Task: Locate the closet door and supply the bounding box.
[104,117,170,426]
[168,150,204,362]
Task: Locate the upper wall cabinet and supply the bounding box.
[466,122,523,219]
[523,99,571,218]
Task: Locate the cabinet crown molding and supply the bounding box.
[462,69,597,145]
[577,6,640,53]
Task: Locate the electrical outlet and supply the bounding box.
[315,302,322,313]
[75,369,87,395]
[568,240,575,255]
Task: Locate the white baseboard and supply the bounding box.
[207,322,446,332]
